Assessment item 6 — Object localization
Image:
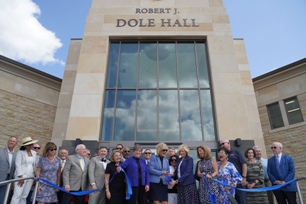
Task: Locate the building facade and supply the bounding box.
[51,0,264,157]
[253,57,306,200]
[0,55,61,148]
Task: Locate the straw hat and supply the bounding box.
[21,137,38,146]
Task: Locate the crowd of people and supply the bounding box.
[0,136,298,204]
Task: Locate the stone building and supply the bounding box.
[253,57,306,200]
[0,55,61,149]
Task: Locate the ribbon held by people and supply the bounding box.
[37,168,133,199]
[202,174,217,204]
[212,177,304,192]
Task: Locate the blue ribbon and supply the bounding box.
[37,168,133,199]
[202,174,217,204]
[165,173,173,184]
[37,178,100,196]
[212,178,300,192]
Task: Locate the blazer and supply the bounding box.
[14,149,37,178]
[173,155,195,186]
[88,157,110,188]
[120,156,150,187]
[62,154,90,191]
[149,155,170,185]
[267,154,297,192]
[0,147,16,181]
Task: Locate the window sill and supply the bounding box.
[269,121,306,133]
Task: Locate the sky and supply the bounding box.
[0,0,306,79]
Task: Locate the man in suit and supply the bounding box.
[57,149,68,204]
[88,146,109,204]
[220,139,247,204]
[62,144,90,204]
[0,136,17,204]
[123,147,130,160]
[267,142,297,204]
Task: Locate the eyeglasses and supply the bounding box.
[218,152,226,155]
[33,147,41,150]
[50,148,57,151]
[116,147,122,150]
[271,146,278,149]
[171,159,177,162]
[220,142,227,146]
[124,150,130,153]
[162,149,168,152]
[144,152,151,155]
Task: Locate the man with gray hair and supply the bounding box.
[267,142,297,204]
[253,145,274,204]
[62,144,90,204]
[0,136,17,204]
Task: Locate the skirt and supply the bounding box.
[150,180,168,201]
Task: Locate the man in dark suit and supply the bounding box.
[0,136,17,204]
[267,142,297,204]
[62,144,90,204]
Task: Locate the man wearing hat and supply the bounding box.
[11,136,38,204]
[0,136,18,204]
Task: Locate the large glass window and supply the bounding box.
[101,41,216,142]
[267,102,284,129]
[284,97,304,125]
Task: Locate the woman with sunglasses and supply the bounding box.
[149,143,170,204]
[168,155,178,204]
[35,142,61,204]
[11,137,38,204]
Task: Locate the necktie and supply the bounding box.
[101,158,106,162]
[61,160,65,172]
[79,158,84,171]
[276,155,280,168]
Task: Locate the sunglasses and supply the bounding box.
[50,148,57,151]
[124,150,130,153]
[171,159,177,162]
[220,142,226,146]
[116,147,122,150]
[271,146,278,149]
[33,147,41,150]
[144,152,151,155]
[162,149,168,152]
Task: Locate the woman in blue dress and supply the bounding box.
[35,142,61,204]
[216,147,242,204]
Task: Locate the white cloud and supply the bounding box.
[0,0,63,65]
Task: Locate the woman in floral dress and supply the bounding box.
[35,142,61,204]
[216,147,242,204]
[196,145,219,204]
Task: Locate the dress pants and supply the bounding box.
[61,189,85,204]
[88,188,106,204]
[10,174,34,204]
[273,190,297,204]
[235,184,247,204]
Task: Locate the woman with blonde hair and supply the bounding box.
[170,144,199,204]
[105,150,126,204]
[149,143,170,204]
[196,145,219,204]
[35,142,61,204]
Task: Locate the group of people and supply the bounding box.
[0,136,298,204]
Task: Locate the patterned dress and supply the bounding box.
[35,156,61,203]
[216,161,242,204]
[199,159,219,204]
[246,161,269,204]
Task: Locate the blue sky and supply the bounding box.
[1,0,305,79]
